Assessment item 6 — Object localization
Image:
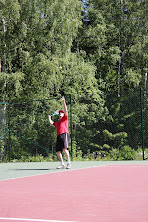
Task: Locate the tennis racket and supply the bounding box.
[51,110,59,116]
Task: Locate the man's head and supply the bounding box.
[59,110,64,119]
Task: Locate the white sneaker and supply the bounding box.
[57,164,65,169]
[66,163,71,169]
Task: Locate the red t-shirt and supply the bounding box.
[53,115,69,137]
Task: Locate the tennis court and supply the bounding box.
[0,161,148,222]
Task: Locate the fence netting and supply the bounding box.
[0,89,147,162]
[0,97,71,162]
[72,88,143,160]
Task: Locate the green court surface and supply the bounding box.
[0,160,148,181]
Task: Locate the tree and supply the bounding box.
[72,0,147,155]
[0,0,147,160]
[0,0,83,101]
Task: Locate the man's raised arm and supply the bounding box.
[61,96,68,116]
[48,115,54,125]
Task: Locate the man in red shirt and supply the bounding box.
[48,96,71,169]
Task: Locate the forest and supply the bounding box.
[0,0,147,161]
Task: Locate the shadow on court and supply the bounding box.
[0,160,148,181]
[11,168,50,171]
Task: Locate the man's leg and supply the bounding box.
[63,148,71,169]
[63,148,70,161]
[56,151,65,168]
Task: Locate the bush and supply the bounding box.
[7,146,148,162]
[11,154,57,162]
[120,145,136,160]
[107,146,136,160]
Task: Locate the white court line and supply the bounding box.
[1,164,148,182]
[0,217,77,222]
[107,164,148,167]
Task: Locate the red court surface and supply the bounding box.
[0,165,148,222]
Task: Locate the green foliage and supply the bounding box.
[0,0,147,162]
[120,146,136,160]
[0,72,24,100]
[123,69,142,88]
[11,154,57,163]
[105,130,127,140]
[8,146,143,162]
[72,141,83,161]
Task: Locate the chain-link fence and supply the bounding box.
[72,88,147,160]
[0,97,72,162]
[0,89,147,162]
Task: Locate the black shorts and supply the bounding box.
[56,133,70,152]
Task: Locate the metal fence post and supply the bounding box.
[8,102,11,161]
[70,95,73,161]
[140,88,144,160]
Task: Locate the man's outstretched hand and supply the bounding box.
[61,96,65,102]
